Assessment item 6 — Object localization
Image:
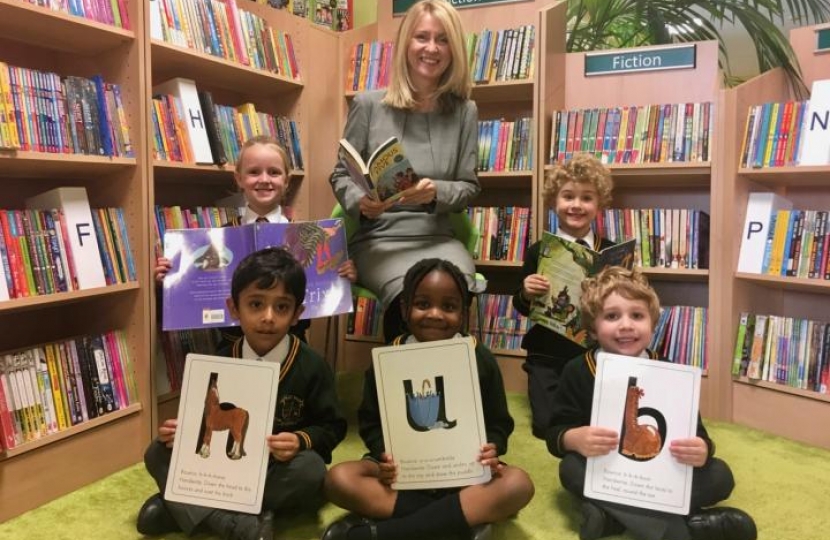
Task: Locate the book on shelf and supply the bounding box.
[162,219,352,331]
[0,63,131,156]
[735,311,830,393]
[470,293,531,351]
[798,79,830,166]
[650,306,708,370]
[153,78,214,165]
[0,330,136,450]
[197,90,229,165]
[338,136,415,203]
[25,187,105,290]
[757,207,830,278]
[151,0,301,77]
[164,353,280,514]
[550,103,712,165]
[371,337,491,490]
[738,193,792,274]
[584,352,701,515]
[529,233,636,346]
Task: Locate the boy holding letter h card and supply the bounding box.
[322,259,534,540]
[547,266,756,540]
[138,247,347,540]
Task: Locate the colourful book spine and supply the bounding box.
[768,209,791,276]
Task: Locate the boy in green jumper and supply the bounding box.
[138,247,348,540]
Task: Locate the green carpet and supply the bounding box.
[2,371,828,540]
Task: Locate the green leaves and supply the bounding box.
[566,0,830,89]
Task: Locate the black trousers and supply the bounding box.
[523,352,569,439]
[559,452,736,540]
[143,439,326,534]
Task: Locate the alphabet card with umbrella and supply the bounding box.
[372,337,491,490]
[585,352,701,514]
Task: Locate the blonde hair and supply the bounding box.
[383,0,471,113]
[234,135,290,175]
[580,266,660,335]
[542,152,614,208]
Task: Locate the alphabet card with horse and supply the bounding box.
[164,354,280,514]
[585,352,701,514]
[372,337,491,490]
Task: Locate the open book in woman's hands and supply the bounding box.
[338,136,418,202]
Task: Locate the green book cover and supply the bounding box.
[530,232,635,346]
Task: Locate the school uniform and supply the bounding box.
[548,348,736,540]
[144,334,347,533]
[512,230,616,438]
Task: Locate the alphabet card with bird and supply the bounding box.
[164,354,279,514]
[372,337,491,490]
[585,352,701,514]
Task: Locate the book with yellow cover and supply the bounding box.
[338,136,417,202]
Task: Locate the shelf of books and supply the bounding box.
[721,22,830,449]
[146,0,343,418]
[537,2,720,414]
[0,0,151,521]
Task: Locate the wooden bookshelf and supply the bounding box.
[718,23,830,449]
[0,0,151,521]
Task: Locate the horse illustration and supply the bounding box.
[618,377,666,461]
[196,373,249,460]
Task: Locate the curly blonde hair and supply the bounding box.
[542,152,613,209]
[580,266,660,335]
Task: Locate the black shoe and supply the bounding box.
[687,507,757,540]
[579,501,625,540]
[256,510,274,540]
[470,523,493,540]
[321,514,377,540]
[136,493,180,535]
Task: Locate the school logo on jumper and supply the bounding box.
[276,394,305,426]
[619,376,666,461]
[403,377,457,432]
[196,372,250,460]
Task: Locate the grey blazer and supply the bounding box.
[329,90,481,306]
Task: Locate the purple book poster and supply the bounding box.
[162,219,352,331]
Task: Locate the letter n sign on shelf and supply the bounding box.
[584,44,696,77]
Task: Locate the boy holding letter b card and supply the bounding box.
[547,266,756,540]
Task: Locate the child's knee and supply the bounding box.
[143,440,171,478]
[502,467,535,508]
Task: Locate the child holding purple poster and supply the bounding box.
[155,135,357,343]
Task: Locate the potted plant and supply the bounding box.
[566,0,830,93]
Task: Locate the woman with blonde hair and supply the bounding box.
[329,0,481,343]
